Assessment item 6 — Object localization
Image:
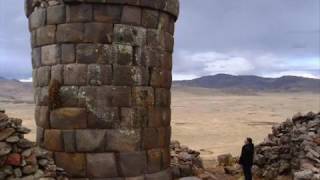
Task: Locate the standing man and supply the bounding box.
[239,137,254,180]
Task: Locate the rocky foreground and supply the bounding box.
[254,112,320,180]
[1,110,319,180]
[0,109,205,180]
[0,110,67,179]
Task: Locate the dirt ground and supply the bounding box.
[1,87,319,159]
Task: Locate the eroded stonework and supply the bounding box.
[26,0,179,179]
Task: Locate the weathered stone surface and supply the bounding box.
[36,126,44,146]
[32,47,41,68]
[143,128,160,149]
[44,129,63,151]
[0,142,11,156]
[106,129,141,152]
[94,4,122,23]
[158,127,171,147]
[36,25,56,46]
[56,23,84,43]
[59,86,79,107]
[87,153,118,178]
[150,69,171,88]
[55,152,86,177]
[87,107,120,129]
[34,87,49,106]
[120,107,148,128]
[113,66,149,86]
[75,130,106,152]
[51,64,63,83]
[107,0,140,5]
[0,128,15,141]
[164,0,180,17]
[147,149,162,173]
[62,130,76,152]
[132,87,154,107]
[41,45,60,65]
[161,52,172,70]
[113,24,146,46]
[141,47,162,67]
[66,4,93,22]
[145,169,172,180]
[161,148,170,169]
[88,64,112,85]
[35,106,49,128]
[64,64,87,85]
[113,44,133,65]
[47,5,66,24]
[140,0,166,9]
[147,30,174,52]
[148,107,171,127]
[112,86,132,107]
[155,88,171,107]
[76,44,100,64]
[29,8,46,30]
[61,44,75,64]
[142,9,159,29]
[37,66,51,87]
[119,151,147,177]
[84,23,113,43]
[121,6,141,25]
[50,108,87,129]
[6,153,22,166]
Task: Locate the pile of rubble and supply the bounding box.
[170,140,204,178]
[254,112,320,180]
[0,110,67,179]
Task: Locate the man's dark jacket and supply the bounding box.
[239,143,254,166]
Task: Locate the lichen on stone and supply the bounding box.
[48,79,62,110]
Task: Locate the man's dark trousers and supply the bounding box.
[242,165,252,180]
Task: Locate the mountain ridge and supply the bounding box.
[174,74,320,92]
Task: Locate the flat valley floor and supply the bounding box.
[2,87,319,159]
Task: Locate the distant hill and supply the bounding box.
[0,77,33,102]
[174,74,320,92]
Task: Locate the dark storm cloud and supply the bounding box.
[0,0,319,80]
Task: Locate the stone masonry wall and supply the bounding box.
[25,0,179,179]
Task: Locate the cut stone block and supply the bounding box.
[41,45,60,66]
[64,64,87,85]
[121,6,141,26]
[119,151,147,177]
[36,25,56,46]
[55,152,86,177]
[87,153,118,178]
[66,4,93,22]
[57,23,84,43]
[47,5,66,24]
[44,129,63,151]
[75,130,106,152]
[50,108,87,129]
[106,129,141,152]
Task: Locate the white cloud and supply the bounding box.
[173,74,198,80]
[264,71,320,79]
[19,77,32,82]
[173,50,320,80]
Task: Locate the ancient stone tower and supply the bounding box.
[25,0,179,179]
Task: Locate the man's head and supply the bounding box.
[245,137,253,144]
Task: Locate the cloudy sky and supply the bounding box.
[0,0,319,80]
